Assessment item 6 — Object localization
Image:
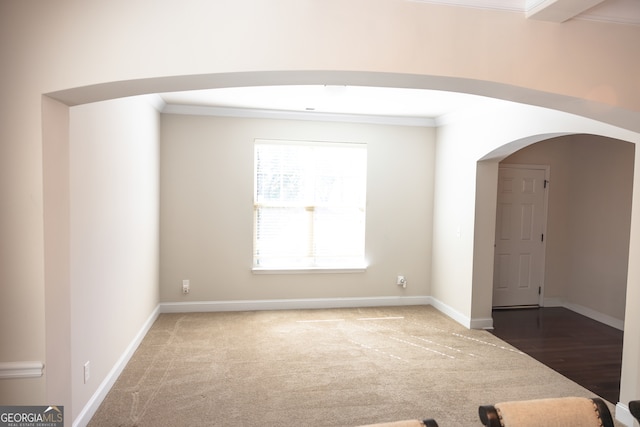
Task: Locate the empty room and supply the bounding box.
[2,1,640,426]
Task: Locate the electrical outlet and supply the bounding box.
[397,275,406,288]
[83,361,90,384]
[182,279,190,294]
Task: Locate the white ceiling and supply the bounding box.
[160,86,505,125]
[159,0,639,124]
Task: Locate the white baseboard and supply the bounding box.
[426,297,493,329]
[427,297,468,327]
[420,297,493,329]
[160,296,493,329]
[73,306,160,427]
[615,402,635,427]
[543,298,624,331]
[471,317,494,330]
[160,296,432,313]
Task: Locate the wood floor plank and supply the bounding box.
[489,307,623,403]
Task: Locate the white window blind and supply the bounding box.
[253,139,367,269]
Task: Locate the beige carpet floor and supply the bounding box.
[88,306,619,426]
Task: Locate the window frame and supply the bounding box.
[251,138,368,273]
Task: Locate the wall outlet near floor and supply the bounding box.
[182,279,190,294]
[397,275,406,288]
[83,361,90,384]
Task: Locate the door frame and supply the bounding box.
[494,163,550,308]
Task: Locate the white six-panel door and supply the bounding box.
[493,165,548,307]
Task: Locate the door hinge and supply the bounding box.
[544,179,549,188]
[541,233,544,242]
[538,286,541,295]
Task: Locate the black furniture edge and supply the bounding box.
[629,400,640,422]
[478,405,501,427]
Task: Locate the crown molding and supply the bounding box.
[162,104,435,127]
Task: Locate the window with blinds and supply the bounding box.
[253,139,367,270]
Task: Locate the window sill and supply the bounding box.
[252,266,367,275]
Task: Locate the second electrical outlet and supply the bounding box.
[182,279,190,294]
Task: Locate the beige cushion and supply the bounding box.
[358,420,426,427]
[495,397,602,427]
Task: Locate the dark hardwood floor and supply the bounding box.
[489,307,623,404]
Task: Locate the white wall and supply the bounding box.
[503,135,634,325]
[68,96,160,420]
[565,136,633,321]
[160,114,434,303]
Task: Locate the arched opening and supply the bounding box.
[488,134,634,402]
[42,71,640,423]
[494,134,633,320]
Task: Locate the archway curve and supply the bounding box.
[479,133,572,162]
[46,70,640,135]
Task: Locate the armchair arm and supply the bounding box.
[478,405,501,427]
